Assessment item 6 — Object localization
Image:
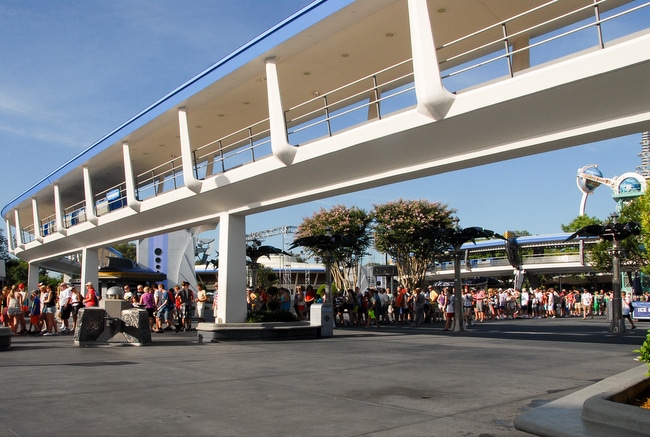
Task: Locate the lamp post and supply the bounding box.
[450,217,465,332]
[323,226,333,306]
[608,212,625,333]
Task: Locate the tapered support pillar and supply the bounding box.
[265,57,296,165]
[81,247,99,297]
[178,107,202,193]
[407,0,455,120]
[216,213,247,323]
[122,142,142,212]
[83,167,98,225]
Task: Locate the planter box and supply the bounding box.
[582,376,650,435]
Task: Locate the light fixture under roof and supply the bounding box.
[436,6,448,13]
[385,32,394,37]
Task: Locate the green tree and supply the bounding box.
[373,199,456,289]
[295,205,372,291]
[587,200,646,274]
[561,215,602,232]
[4,258,60,287]
[0,229,10,261]
[255,265,279,289]
[113,242,137,261]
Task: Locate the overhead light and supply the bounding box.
[437,7,448,13]
[385,32,394,37]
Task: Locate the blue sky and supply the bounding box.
[0,0,645,261]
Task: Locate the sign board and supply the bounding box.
[371,265,398,277]
[632,301,650,320]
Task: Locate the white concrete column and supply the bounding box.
[13,209,23,246]
[27,262,40,292]
[216,213,247,323]
[53,184,67,235]
[5,219,14,252]
[31,198,43,242]
[81,247,100,297]
[265,57,296,165]
[407,0,455,119]
[122,142,142,212]
[83,166,98,225]
[178,107,201,193]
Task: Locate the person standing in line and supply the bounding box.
[6,285,26,334]
[83,282,98,307]
[622,292,636,330]
[195,283,208,323]
[70,286,83,332]
[212,283,219,321]
[582,289,593,319]
[139,286,156,331]
[294,285,306,321]
[28,289,42,334]
[413,287,426,327]
[58,282,72,334]
[443,288,454,331]
[42,284,59,336]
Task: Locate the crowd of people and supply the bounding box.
[122,281,212,333]
[0,280,216,336]
[4,279,646,335]
[1,281,99,336]
[328,285,647,331]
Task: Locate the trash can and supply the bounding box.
[310,303,334,337]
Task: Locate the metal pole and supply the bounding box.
[609,213,626,333]
[453,245,465,332]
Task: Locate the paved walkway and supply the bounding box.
[0,316,645,437]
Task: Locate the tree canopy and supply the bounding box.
[294,205,373,291]
[373,199,456,289]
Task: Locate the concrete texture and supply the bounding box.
[0,316,645,437]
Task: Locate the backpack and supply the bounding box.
[167,291,175,309]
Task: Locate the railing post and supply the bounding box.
[593,0,604,49]
[407,0,455,119]
[502,23,514,78]
[323,95,332,137]
[14,209,23,247]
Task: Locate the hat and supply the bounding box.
[85,282,93,286]
[18,283,25,289]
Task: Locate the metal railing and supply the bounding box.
[63,199,88,228]
[439,0,650,91]
[193,119,272,178]
[94,183,127,217]
[136,155,184,201]
[435,252,586,272]
[285,59,415,144]
[39,214,57,236]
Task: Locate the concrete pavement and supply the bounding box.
[0,316,645,437]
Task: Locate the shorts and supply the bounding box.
[7,307,21,317]
[446,312,454,320]
[146,308,155,318]
[30,315,40,325]
[60,305,72,320]
[157,306,170,319]
[476,301,484,312]
[44,306,56,314]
